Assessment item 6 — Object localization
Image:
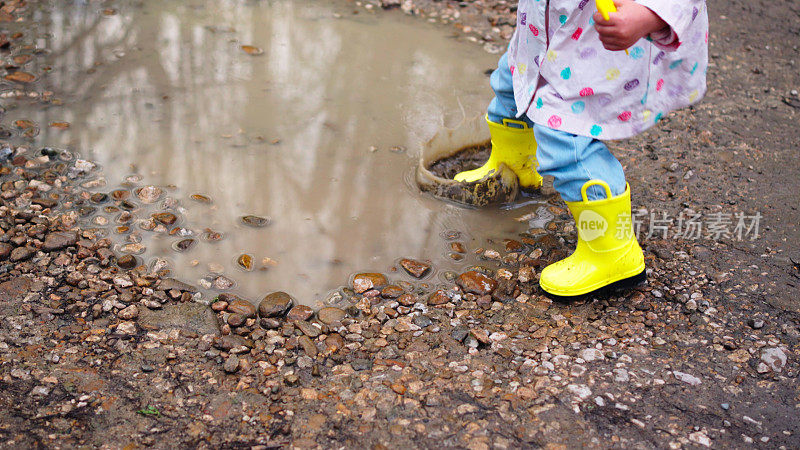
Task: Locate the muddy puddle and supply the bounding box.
[5,0,555,305]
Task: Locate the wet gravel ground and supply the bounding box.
[1,0,799,448]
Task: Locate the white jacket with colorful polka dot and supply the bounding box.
[508,0,708,140]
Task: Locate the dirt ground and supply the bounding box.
[0,0,798,448]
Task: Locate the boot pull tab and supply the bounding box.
[580,180,613,202]
[501,118,531,130]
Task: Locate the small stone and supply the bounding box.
[172,238,196,252]
[237,254,253,271]
[748,318,765,329]
[673,371,701,386]
[566,384,592,400]
[136,185,162,203]
[451,327,469,343]
[118,305,139,320]
[190,194,212,203]
[317,307,345,325]
[397,294,416,306]
[351,358,373,371]
[223,355,240,373]
[760,347,787,372]
[380,285,404,299]
[227,298,257,318]
[227,313,245,327]
[241,215,270,227]
[298,335,318,357]
[117,254,138,270]
[352,273,387,293]
[119,242,147,255]
[213,275,234,290]
[428,290,451,306]
[613,368,629,382]
[578,348,604,362]
[258,292,293,318]
[42,232,78,252]
[689,431,711,447]
[152,212,177,226]
[116,321,137,335]
[0,243,12,259]
[9,247,33,262]
[457,271,497,295]
[295,320,321,338]
[413,315,432,328]
[286,305,314,321]
[399,258,431,278]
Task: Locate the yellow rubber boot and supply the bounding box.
[454,115,543,189]
[539,180,646,297]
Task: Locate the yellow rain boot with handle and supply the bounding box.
[540,180,646,297]
[454,115,543,189]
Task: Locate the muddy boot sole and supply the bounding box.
[542,269,647,302]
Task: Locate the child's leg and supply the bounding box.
[488,52,533,127]
[532,125,626,202]
[533,125,645,297]
[454,52,543,188]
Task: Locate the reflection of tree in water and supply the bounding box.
[25,0,494,297]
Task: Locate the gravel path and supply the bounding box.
[0,0,798,448]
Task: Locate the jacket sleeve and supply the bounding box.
[636,0,705,51]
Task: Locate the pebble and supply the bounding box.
[578,348,604,362]
[42,231,78,251]
[760,347,787,372]
[258,292,293,317]
[399,258,431,278]
[456,271,497,295]
[286,305,314,321]
[317,307,345,325]
[236,254,253,271]
[153,212,177,226]
[240,215,270,227]
[117,254,138,270]
[298,335,318,357]
[227,298,257,318]
[352,273,387,293]
[9,247,33,262]
[213,275,234,290]
[223,354,240,373]
[136,185,162,203]
[673,371,702,386]
[118,305,139,320]
[172,238,196,252]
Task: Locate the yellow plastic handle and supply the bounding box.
[595,0,630,55]
[595,0,616,21]
[581,180,613,202]
[501,118,531,129]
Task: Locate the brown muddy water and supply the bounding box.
[8,0,553,305]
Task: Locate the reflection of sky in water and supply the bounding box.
[14,0,546,304]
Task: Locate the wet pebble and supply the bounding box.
[258,292,293,317]
[399,258,431,278]
[352,273,387,293]
[317,306,345,325]
[10,247,33,262]
[172,239,196,252]
[457,271,497,295]
[240,215,270,227]
[296,321,321,338]
[136,185,162,203]
[236,254,253,271]
[381,285,404,299]
[190,194,212,203]
[213,275,234,290]
[223,354,240,373]
[117,254,138,270]
[227,298,257,318]
[153,212,177,226]
[42,231,77,251]
[286,305,313,322]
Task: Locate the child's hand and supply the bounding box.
[594,0,669,51]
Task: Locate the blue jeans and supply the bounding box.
[488,52,626,203]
